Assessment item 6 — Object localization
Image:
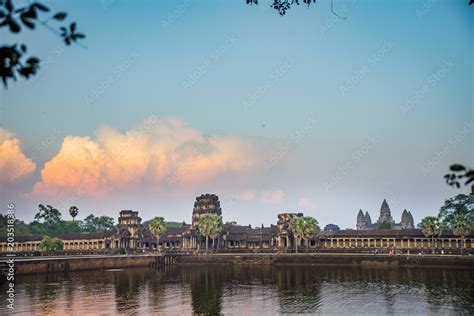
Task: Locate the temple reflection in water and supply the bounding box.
[4,265,474,315]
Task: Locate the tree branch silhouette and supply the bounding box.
[0,0,86,88]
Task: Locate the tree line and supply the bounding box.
[0,204,114,237]
[418,193,473,255]
[0,204,190,239]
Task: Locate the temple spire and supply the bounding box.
[356,209,367,230]
[364,211,372,225]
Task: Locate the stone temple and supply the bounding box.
[356,199,414,230]
[1,194,472,254]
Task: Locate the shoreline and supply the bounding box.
[2,253,473,275]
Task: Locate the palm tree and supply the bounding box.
[420,216,440,254]
[451,214,472,255]
[301,216,320,254]
[198,213,222,254]
[149,217,166,253]
[69,206,78,221]
[290,217,304,253]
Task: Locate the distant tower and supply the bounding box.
[400,210,415,229]
[192,193,222,227]
[407,211,414,228]
[400,209,410,229]
[364,211,372,226]
[377,199,394,225]
[356,209,367,230]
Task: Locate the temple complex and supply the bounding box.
[0,194,471,254]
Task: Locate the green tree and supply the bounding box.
[420,216,441,254]
[69,206,78,221]
[35,204,62,224]
[13,221,32,235]
[198,213,222,254]
[379,222,392,229]
[290,216,304,253]
[61,220,83,234]
[451,214,473,255]
[39,235,64,251]
[438,194,474,229]
[144,219,184,230]
[82,214,115,233]
[300,216,320,254]
[0,215,32,236]
[149,217,166,252]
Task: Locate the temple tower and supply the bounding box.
[400,209,415,229]
[364,211,372,226]
[192,193,222,227]
[356,209,367,230]
[407,211,414,228]
[377,199,394,225]
[117,210,142,248]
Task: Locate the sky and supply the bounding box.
[0,0,473,229]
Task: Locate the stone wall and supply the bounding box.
[5,253,474,276]
[12,255,159,275]
[176,253,474,268]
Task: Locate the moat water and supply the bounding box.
[1,265,473,315]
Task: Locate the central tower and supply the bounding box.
[377,199,394,225]
[192,193,222,227]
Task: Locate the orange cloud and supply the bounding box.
[33,117,265,197]
[0,127,36,183]
[260,189,285,204]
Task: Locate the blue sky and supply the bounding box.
[0,0,472,228]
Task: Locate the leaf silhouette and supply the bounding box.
[53,12,67,21]
[450,164,466,172]
[33,3,50,12]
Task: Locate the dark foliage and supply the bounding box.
[437,194,474,228]
[246,0,473,16]
[379,222,392,229]
[246,0,316,16]
[0,0,85,87]
[444,164,474,193]
[82,214,115,233]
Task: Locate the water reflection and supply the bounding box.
[1,265,473,315]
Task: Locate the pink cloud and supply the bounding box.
[297,197,316,210]
[260,189,285,204]
[239,190,257,201]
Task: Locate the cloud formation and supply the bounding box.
[0,127,36,183]
[298,197,316,210]
[239,190,257,201]
[33,117,265,197]
[260,189,285,204]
